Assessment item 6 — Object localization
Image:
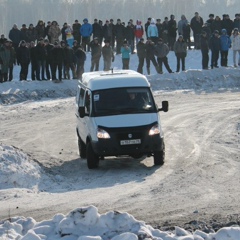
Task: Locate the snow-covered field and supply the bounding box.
[0,49,240,239]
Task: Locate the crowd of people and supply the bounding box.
[1,11,240,83]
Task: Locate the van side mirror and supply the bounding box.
[158,101,168,112]
[78,106,85,118]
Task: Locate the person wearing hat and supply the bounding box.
[173,35,187,72]
[162,17,169,45]
[220,29,231,67]
[72,20,82,45]
[89,37,101,71]
[115,19,125,54]
[125,21,135,54]
[0,34,7,46]
[26,24,37,43]
[221,14,234,36]
[8,23,21,51]
[200,31,210,70]
[102,39,114,71]
[230,28,240,67]
[144,17,152,38]
[121,40,131,69]
[134,20,144,45]
[92,18,103,46]
[16,40,30,80]
[136,38,146,74]
[48,21,61,44]
[209,30,221,68]
[206,14,215,27]
[103,20,114,49]
[190,12,204,49]
[233,14,240,31]
[80,18,93,52]
[211,16,222,35]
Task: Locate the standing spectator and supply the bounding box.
[220,29,231,67]
[144,17,151,39]
[202,22,212,41]
[61,22,68,42]
[29,41,37,80]
[145,38,159,74]
[20,24,28,42]
[233,13,240,31]
[26,24,37,43]
[178,15,188,36]
[63,43,76,79]
[60,41,67,79]
[74,44,86,79]
[35,38,47,80]
[183,22,191,50]
[190,12,204,49]
[221,14,233,36]
[90,37,101,71]
[206,14,215,28]
[98,20,104,45]
[103,20,113,46]
[121,40,131,69]
[80,18,92,52]
[0,34,7,46]
[72,20,82,45]
[200,31,210,69]
[173,35,187,72]
[115,19,125,54]
[16,40,30,80]
[51,41,64,81]
[9,24,21,51]
[147,18,158,44]
[109,19,115,50]
[168,14,177,50]
[209,30,221,68]
[0,40,11,82]
[45,21,52,42]
[102,39,114,71]
[92,19,103,42]
[8,40,16,81]
[154,38,173,73]
[65,24,74,47]
[44,39,54,80]
[211,16,222,34]
[162,17,169,45]
[125,21,135,53]
[136,38,146,74]
[134,20,144,45]
[230,28,240,67]
[35,20,46,41]
[156,19,163,39]
[48,21,61,44]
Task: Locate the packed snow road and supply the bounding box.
[0,91,239,228]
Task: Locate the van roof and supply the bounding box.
[80,70,150,91]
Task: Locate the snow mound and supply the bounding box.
[0,206,239,240]
[0,144,42,189]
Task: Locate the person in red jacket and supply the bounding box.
[134,20,144,46]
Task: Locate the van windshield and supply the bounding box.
[92,87,157,116]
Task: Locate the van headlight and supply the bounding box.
[149,124,160,135]
[97,128,110,139]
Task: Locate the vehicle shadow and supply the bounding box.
[37,155,162,193]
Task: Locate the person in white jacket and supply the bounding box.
[230,28,240,67]
[147,18,158,44]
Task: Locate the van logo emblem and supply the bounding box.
[128,134,132,138]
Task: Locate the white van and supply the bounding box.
[75,70,168,169]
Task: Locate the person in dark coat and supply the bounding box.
[45,21,52,42]
[156,19,163,39]
[35,38,47,80]
[221,14,234,36]
[26,24,37,43]
[8,40,16,81]
[202,22,212,42]
[136,38,146,74]
[145,38,159,74]
[90,37,102,71]
[29,41,37,80]
[114,19,125,54]
[9,24,21,51]
[0,40,11,82]
[173,35,187,72]
[206,14,215,30]
[103,20,114,47]
[44,39,54,80]
[233,13,240,31]
[183,23,191,50]
[35,20,46,41]
[72,20,82,45]
[144,17,151,39]
[125,21,135,53]
[190,12,204,49]
[200,31,210,69]
[92,19,103,42]
[51,41,64,81]
[63,44,76,79]
[16,40,30,80]
[168,14,177,50]
[20,24,28,42]
[209,30,221,68]
[211,16,222,34]
[73,44,86,79]
[101,39,114,71]
[162,17,169,45]
[61,23,68,42]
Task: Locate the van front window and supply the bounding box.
[92,87,156,116]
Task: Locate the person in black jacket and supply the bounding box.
[16,40,30,80]
[35,38,47,80]
[44,39,54,80]
[74,44,86,79]
[200,31,209,69]
[190,12,204,49]
[9,24,21,51]
[51,41,64,81]
[29,41,37,80]
[63,44,76,79]
[209,30,221,68]
[101,39,114,71]
[90,37,101,71]
[115,19,125,54]
[136,38,146,74]
[125,22,135,54]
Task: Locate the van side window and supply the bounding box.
[84,90,91,114]
[79,88,85,106]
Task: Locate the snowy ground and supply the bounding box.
[0,49,240,239]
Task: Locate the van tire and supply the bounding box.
[78,137,86,158]
[86,142,99,169]
[153,142,165,165]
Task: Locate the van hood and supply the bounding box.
[95,113,158,128]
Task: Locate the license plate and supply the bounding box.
[120,139,141,145]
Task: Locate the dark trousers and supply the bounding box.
[122,58,130,69]
[211,50,219,68]
[146,55,159,74]
[168,36,176,50]
[193,33,201,49]
[103,58,112,71]
[45,59,52,79]
[31,61,37,80]
[201,49,209,69]
[65,63,76,79]
[116,38,124,54]
[82,37,90,52]
[20,63,29,80]
[220,50,228,67]
[137,57,145,74]
[76,62,84,79]
[36,60,46,80]
[157,56,173,73]
[52,62,62,80]
[176,56,186,72]
[8,65,13,81]
[90,58,100,72]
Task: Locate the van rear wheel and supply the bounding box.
[86,142,99,169]
[78,137,86,158]
[153,142,165,165]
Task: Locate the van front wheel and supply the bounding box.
[78,137,86,158]
[86,142,99,169]
[153,142,165,165]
